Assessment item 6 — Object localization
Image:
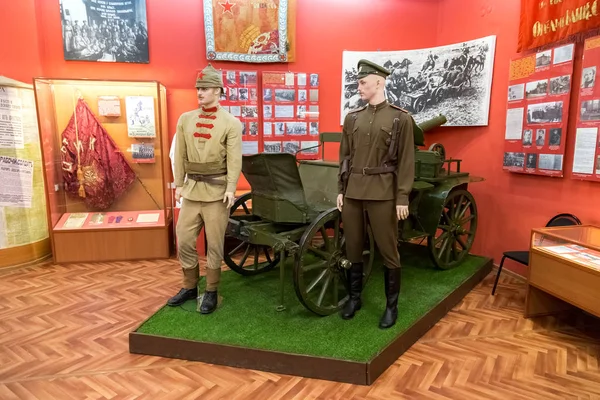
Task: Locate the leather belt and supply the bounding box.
[350,165,396,175]
[187,172,227,185]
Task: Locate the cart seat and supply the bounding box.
[242,153,313,224]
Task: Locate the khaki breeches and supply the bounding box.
[342,197,400,269]
[176,198,229,290]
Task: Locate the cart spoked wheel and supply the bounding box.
[293,208,375,316]
[224,192,280,276]
[427,189,478,270]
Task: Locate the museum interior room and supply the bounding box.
[2,0,600,398]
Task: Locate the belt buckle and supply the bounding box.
[362,167,367,175]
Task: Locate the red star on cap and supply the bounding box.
[197,71,204,80]
[219,0,235,14]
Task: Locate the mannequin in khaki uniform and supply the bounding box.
[337,59,415,329]
[167,64,243,313]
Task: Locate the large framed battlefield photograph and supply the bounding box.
[340,35,497,126]
[59,0,149,63]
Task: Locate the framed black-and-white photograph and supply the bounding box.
[536,50,552,68]
[286,122,307,135]
[535,128,546,146]
[283,141,300,154]
[525,79,547,99]
[526,153,537,169]
[580,99,600,121]
[59,0,149,63]
[582,66,596,88]
[522,129,532,146]
[526,101,563,124]
[549,128,562,146]
[341,35,496,126]
[549,75,570,95]
[264,141,282,153]
[503,152,525,168]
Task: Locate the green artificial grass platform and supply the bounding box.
[134,243,490,363]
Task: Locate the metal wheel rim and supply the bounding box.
[427,189,477,269]
[293,208,375,316]
[224,192,279,276]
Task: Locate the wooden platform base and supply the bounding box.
[129,257,492,385]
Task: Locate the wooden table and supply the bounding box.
[525,225,600,318]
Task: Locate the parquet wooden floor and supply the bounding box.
[1,258,599,399]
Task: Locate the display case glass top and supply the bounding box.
[531,225,600,271]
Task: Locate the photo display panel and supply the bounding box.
[572,36,600,183]
[218,69,260,155]
[261,71,320,160]
[503,43,574,176]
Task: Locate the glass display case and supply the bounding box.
[526,225,600,318]
[33,78,173,263]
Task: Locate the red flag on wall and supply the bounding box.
[518,0,600,52]
[60,98,136,210]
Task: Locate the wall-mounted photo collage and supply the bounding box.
[503,42,574,176]
[572,35,600,183]
[261,71,320,160]
[219,70,260,155]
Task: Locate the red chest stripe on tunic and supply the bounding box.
[196,123,214,129]
[202,106,218,113]
[198,115,217,120]
[194,132,212,139]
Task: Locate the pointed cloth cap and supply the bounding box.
[356,59,390,79]
[195,63,223,89]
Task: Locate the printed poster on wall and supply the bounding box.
[219,70,259,155]
[503,42,575,177]
[0,86,24,149]
[572,35,600,182]
[0,155,33,208]
[261,71,320,159]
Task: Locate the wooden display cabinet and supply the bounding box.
[33,78,174,263]
[525,225,600,318]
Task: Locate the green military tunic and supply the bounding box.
[338,100,415,206]
[174,105,243,202]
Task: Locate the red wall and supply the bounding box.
[434,0,600,275]
[33,0,439,150]
[5,0,597,275]
[0,0,42,81]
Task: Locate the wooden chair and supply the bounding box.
[491,213,582,295]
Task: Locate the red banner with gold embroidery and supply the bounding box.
[518,0,600,52]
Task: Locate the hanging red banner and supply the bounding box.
[518,0,600,52]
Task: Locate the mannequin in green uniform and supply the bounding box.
[168,64,243,313]
[337,59,416,329]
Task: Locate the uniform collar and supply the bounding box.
[200,104,220,114]
[367,99,389,112]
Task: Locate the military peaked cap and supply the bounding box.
[195,63,224,89]
[356,59,390,79]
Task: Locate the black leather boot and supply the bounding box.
[167,287,198,307]
[379,267,401,329]
[200,291,218,314]
[341,262,363,319]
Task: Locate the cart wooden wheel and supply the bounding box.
[427,188,478,270]
[293,208,375,316]
[224,192,280,276]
